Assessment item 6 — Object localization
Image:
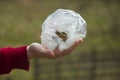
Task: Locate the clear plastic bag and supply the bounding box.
[40,9,87,51]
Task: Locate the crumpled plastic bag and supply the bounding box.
[40,9,87,51]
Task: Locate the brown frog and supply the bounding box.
[56,31,67,41]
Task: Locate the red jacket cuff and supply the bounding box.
[7,46,30,71]
[0,46,29,75]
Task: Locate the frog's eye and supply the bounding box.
[56,31,67,41]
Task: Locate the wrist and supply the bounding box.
[27,43,40,60]
[27,46,34,60]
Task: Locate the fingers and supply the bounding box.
[68,39,83,51]
[47,39,83,59]
[75,39,83,46]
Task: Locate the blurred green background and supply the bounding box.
[0,0,120,80]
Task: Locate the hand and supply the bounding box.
[27,39,83,60]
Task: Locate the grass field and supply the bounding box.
[0,0,120,80]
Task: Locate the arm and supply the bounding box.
[0,46,29,75]
[0,39,83,75]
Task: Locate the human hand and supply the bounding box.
[27,39,83,60]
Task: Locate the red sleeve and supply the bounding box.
[0,46,29,75]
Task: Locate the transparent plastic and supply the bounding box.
[40,9,87,51]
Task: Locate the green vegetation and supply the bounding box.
[0,0,119,80]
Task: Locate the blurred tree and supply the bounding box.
[101,0,120,38]
[33,59,40,80]
[54,61,62,80]
[89,50,97,80]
